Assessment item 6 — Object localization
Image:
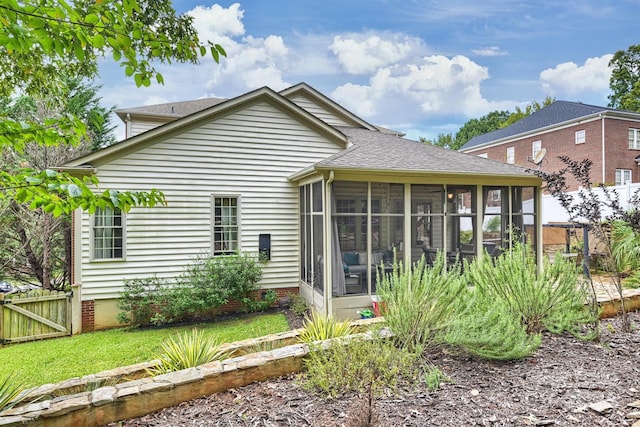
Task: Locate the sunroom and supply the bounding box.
[292,129,542,319]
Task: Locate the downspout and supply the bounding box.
[71,209,83,334]
[536,186,543,274]
[601,114,606,184]
[324,171,335,316]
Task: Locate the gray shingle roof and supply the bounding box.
[461,101,613,150]
[317,127,533,177]
[116,97,227,119]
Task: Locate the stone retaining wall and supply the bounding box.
[0,319,382,427]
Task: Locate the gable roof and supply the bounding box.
[461,101,618,151]
[65,85,348,167]
[279,83,378,130]
[289,127,535,180]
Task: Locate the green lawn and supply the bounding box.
[1,313,290,388]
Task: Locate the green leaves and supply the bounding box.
[0,0,226,96]
[1,168,166,217]
[0,0,219,215]
[608,44,640,111]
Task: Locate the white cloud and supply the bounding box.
[472,46,508,57]
[539,54,613,97]
[188,3,245,40]
[205,35,291,92]
[329,33,424,75]
[179,4,294,93]
[331,54,512,127]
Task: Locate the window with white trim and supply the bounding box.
[532,140,541,158]
[506,147,515,164]
[213,196,239,255]
[615,169,632,186]
[575,130,585,144]
[629,128,640,149]
[92,207,124,260]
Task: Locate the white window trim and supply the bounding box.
[90,208,125,262]
[477,153,488,158]
[506,147,515,164]
[575,130,585,145]
[629,128,640,150]
[211,194,241,255]
[615,169,632,186]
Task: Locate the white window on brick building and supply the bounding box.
[532,140,541,158]
[575,130,585,144]
[615,169,632,186]
[629,128,640,149]
[506,147,515,164]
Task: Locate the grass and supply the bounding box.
[0,313,289,388]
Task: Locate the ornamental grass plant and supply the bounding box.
[148,328,230,375]
[0,374,25,413]
[297,311,354,343]
[466,241,599,337]
[376,251,467,353]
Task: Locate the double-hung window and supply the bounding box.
[506,147,515,164]
[213,196,239,255]
[92,207,124,260]
[615,169,632,186]
[629,128,640,149]
[532,140,542,158]
[575,130,585,144]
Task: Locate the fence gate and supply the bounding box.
[0,289,72,345]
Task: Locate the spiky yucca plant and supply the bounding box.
[0,374,26,413]
[298,311,354,343]
[148,328,229,375]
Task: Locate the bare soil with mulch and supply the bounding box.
[114,311,640,427]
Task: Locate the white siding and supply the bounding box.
[79,101,342,300]
[287,94,354,127]
[128,119,170,138]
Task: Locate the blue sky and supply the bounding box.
[97,1,638,141]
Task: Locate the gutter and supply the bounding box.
[56,166,97,177]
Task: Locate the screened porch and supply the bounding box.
[299,179,539,316]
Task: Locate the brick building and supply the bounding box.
[460,101,640,190]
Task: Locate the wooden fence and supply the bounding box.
[0,289,72,345]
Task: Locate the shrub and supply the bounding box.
[178,251,263,313]
[116,276,173,328]
[240,289,277,313]
[118,252,266,328]
[301,335,421,398]
[298,311,354,343]
[147,328,230,375]
[466,242,599,336]
[441,290,542,360]
[288,292,309,317]
[376,252,467,353]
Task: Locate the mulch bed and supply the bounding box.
[113,311,640,427]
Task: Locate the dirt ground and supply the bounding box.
[113,311,640,427]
